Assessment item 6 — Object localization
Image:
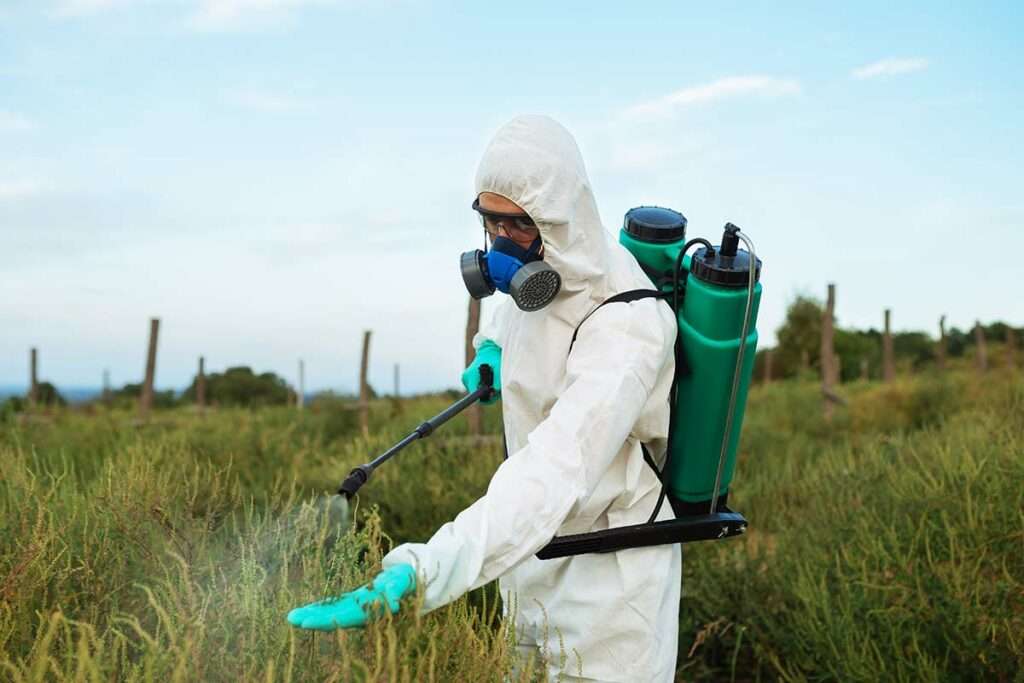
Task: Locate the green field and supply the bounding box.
[1,370,1022,681]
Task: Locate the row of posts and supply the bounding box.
[27,293,1011,429]
[757,284,1018,421]
[24,317,386,437]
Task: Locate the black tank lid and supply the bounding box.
[623,206,687,244]
[690,223,762,288]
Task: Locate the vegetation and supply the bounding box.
[1,366,1020,681]
[3,368,295,418]
[180,366,292,407]
[1,383,65,418]
[757,295,1021,381]
[34,382,66,407]
[108,382,178,410]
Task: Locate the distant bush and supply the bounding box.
[181,366,290,407]
[906,372,964,429]
[308,392,360,442]
[0,396,23,422]
[0,383,65,419]
[35,381,66,406]
[110,382,178,409]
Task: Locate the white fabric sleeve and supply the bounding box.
[471,297,513,351]
[382,298,674,611]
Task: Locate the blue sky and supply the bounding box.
[2,1,1022,394]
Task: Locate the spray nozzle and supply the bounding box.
[338,465,370,498]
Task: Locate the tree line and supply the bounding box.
[757,294,1020,382]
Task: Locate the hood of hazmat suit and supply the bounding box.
[383,115,681,683]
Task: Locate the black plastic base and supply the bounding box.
[669,492,729,517]
[535,505,747,560]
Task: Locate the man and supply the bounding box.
[289,115,682,682]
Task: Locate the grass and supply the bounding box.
[1,371,1021,681]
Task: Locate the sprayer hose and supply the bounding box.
[709,231,758,515]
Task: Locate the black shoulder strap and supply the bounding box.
[504,290,668,464]
[568,288,668,355]
[566,288,676,509]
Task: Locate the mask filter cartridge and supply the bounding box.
[460,236,561,311]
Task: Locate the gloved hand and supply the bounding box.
[286,563,416,631]
[461,339,502,404]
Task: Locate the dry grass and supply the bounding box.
[1,370,1021,681]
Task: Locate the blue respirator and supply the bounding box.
[460,235,562,311]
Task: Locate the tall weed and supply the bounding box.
[1,372,1021,680]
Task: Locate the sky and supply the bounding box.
[2,1,1022,394]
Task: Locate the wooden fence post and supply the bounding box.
[297,359,305,411]
[937,315,947,370]
[974,322,988,372]
[882,309,895,383]
[28,347,38,408]
[390,362,403,416]
[822,284,837,420]
[197,356,207,413]
[762,348,773,384]
[1007,327,1018,369]
[139,318,160,419]
[860,358,869,381]
[359,330,372,438]
[465,296,482,436]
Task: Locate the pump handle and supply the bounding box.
[720,223,740,257]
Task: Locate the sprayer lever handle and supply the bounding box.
[478,364,495,400]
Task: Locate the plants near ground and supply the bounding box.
[1,371,1021,681]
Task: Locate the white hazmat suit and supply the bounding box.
[383,115,682,682]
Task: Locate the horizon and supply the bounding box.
[6,314,1013,400]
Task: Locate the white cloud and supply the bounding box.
[0,110,37,132]
[623,76,801,120]
[224,88,308,113]
[191,0,338,29]
[851,57,929,80]
[0,180,47,201]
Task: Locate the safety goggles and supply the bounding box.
[472,198,539,243]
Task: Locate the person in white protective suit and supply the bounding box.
[288,115,682,682]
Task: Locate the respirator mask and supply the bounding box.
[460,198,562,311]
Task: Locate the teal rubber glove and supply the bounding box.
[287,563,416,631]
[461,339,502,404]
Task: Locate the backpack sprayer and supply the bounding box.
[337,207,762,559]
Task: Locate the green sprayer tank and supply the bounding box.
[620,207,763,513]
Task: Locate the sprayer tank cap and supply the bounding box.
[689,223,762,288]
[623,206,687,243]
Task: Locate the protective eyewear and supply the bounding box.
[472,198,539,242]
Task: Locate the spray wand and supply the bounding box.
[337,365,495,498]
